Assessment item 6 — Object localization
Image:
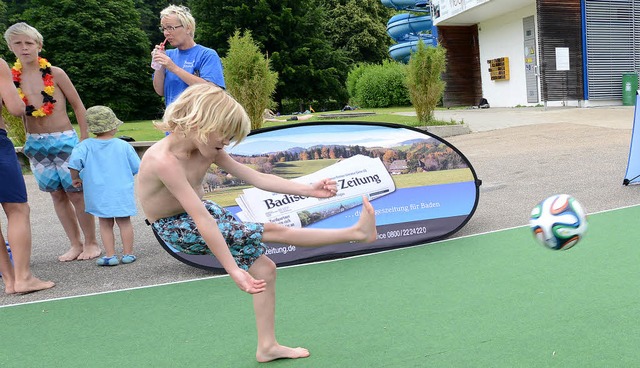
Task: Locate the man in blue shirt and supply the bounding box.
[152,5,225,106]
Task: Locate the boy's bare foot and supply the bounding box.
[355,196,377,243]
[14,276,55,294]
[256,344,310,363]
[77,243,101,260]
[4,282,15,295]
[59,246,83,261]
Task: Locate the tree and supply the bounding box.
[222,30,278,130]
[382,149,396,164]
[16,0,163,120]
[322,0,393,64]
[132,0,180,49]
[190,0,350,111]
[406,43,446,125]
[0,0,10,57]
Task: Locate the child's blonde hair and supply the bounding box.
[4,22,44,48]
[157,83,250,145]
[160,4,196,38]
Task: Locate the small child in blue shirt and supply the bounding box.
[69,106,140,266]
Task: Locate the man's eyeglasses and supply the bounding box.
[159,25,184,32]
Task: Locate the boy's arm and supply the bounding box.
[53,67,88,140]
[0,59,25,116]
[68,144,86,188]
[126,144,141,175]
[154,156,266,294]
[216,151,338,198]
[69,168,82,188]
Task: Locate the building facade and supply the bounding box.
[432,0,639,107]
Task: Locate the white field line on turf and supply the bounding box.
[2,203,638,309]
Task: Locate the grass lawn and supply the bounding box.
[70,106,459,142]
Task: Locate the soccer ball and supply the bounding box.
[529,194,588,250]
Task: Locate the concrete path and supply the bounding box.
[434,105,635,132]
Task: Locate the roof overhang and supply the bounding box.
[433,0,534,26]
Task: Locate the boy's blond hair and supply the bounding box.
[157,83,250,145]
[4,22,43,48]
[160,4,196,38]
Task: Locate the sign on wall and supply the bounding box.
[432,0,491,22]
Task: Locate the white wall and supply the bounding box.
[477,4,537,107]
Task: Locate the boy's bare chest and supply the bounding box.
[19,71,63,101]
[183,157,212,193]
[19,72,46,97]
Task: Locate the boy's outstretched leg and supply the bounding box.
[249,256,310,363]
[262,196,377,247]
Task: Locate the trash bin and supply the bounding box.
[622,73,638,106]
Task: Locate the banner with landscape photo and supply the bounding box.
[159,121,481,271]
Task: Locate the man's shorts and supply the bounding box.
[0,129,27,203]
[152,200,266,271]
[23,130,81,193]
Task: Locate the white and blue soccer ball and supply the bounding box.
[529,194,588,250]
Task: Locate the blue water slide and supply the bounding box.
[389,35,437,63]
[387,13,432,42]
[382,2,437,63]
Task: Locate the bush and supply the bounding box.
[222,30,278,130]
[347,60,410,108]
[2,107,25,146]
[406,43,446,124]
[346,63,368,103]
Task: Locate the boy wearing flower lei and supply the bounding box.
[4,22,100,262]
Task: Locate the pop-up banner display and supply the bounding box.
[624,92,640,185]
[157,121,482,271]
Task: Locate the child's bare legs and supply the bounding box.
[1,202,54,294]
[99,217,134,257]
[115,217,134,255]
[98,217,115,257]
[262,196,377,246]
[250,197,376,362]
[52,190,100,261]
[250,256,310,363]
[50,189,84,261]
[67,191,100,260]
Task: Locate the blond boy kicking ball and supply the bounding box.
[137,83,377,362]
[4,23,100,261]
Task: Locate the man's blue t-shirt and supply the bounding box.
[162,44,226,106]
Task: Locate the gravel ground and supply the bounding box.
[2,105,639,306]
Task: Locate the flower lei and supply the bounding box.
[11,57,56,117]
